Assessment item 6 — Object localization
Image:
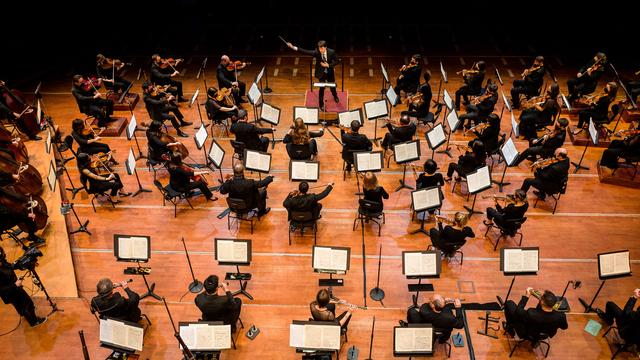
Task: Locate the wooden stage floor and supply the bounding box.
[1,54,639,359]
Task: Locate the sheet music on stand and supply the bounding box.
[260,102,281,125]
[248,82,261,105]
[290,160,320,182]
[393,140,421,164]
[363,99,388,120]
[598,250,631,280]
[313,82,337,88]
[293,106,319,125]
[243,149,272,173]
[402,251,441,278]
[467,165,492,194]
[380,62,390,83]
[561,94,572,113]
[113,234,151,262]
[126,114,138,140]
[426,124,446,150]
[588,118,599,145]
[45,128,52,154]
[214,238,251,265]
[386,86,399,106]
[255,66,265,84]
[501,90,512,113]
[446,109,461,132]
[179,322,231,351]
[393,324,434,356]
[194,125,208,150]
[190,88,200,108]
[338,108,363,128]
[290,320,341,351]
[500,247,539,275]
[125,148,137,176]
[510,112,519,138]
[354,151,383,172]
[443,89,453,111]
[99,317,144,353]
[440,61,448,83]
[411,186,441,213]
[312,245,350,274]
[47,160,57,192]
[501,138,520,167]
[207,139,225,168]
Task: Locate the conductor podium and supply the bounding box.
[304,86,349,116]
[90,116,129,137]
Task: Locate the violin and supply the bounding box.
[215,87,236,107]
[226,60,250,71]
[407,92,424,108]
[97,56,131,70]
[530,157,561,172]
[579,55,607,78]
[159,57,183,70]
[150,84,171,98]
[81,76,103,92]
[0,81,43,138]
[521,64,543,79]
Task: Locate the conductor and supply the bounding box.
[286,40,340,107]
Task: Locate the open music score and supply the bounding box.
[99,317,144,352]
[381,62,390,83]
[393,325,433,355]
[194,125,208,150]
[312,246,350,273]
[190,88,200,108]
[501,247,539,274]
[510,112,519,138]
[293,106,319,125]
[501,138,520,167]
[260,102,281,125]
[207,139,225,168]
[47,160,57,192]
[114,234,151,262]
[386,86,399,106]
[411,186,441,213]
[402,251,441,278]
[598,250,631,279]
[501,90,512,112]
[255,66,265,84]
[561,94,572,113]
[466,165,492,194]
[446,108,460,132]
[243,149,271,173]
[289,321,341,351]
[290,160,319,182]
[338,108,363,128]
[248,82,261,105]
[178,322,231,351]
[125,148,137,176]
[354,151,383,172]
[45,128,52,154]
[214,238,251,265]
[126,114,138,140]
[588,118,599,145]
[393,140,421,164]
[363,99,388,120]
[439,61,448,84]
[426,123,446,150]
[443,89,453,110]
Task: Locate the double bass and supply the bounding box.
[0,187,48,232]
[0,125,29,163]
[0,152,42,195]
[0,81,42,139]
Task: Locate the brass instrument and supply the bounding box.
[482,194,517,204]
[530,289,561,311]
[465,122,490,136]
[521,64,543,79]
[444,297,466,304]
[434,215,456,225]
[530,157,561,171]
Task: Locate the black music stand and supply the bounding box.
[125,148,151,198]
[215,238,254,300]
[260,102,282,149]
[579,250,631,313]
[313,82,337,112]
[193,123,210,168]
[437,104,459,158]
[113,234,161,301]
[572,118,598,173]
[247,82,262,123]
[392,140,421,192]
[410,186,442,236]
[497,247,539,308]
[380,62,390,95]
[207,139,226,189]
[403,251,441,309]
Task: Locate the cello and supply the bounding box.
[0,81,43,139]
[0,186,48,231]
[0,152,42,195]
[0,125,29,163]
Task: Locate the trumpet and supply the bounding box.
[530,289,561,311]
[482,194,517,204]
[465,122,490,136]
[530,157,561,171]
[434,215,456,225]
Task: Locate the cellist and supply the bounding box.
[0,169,45,247]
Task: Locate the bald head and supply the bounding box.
[555,148,568,159]
[221,55,230,64]
[431,294,445,310]
[233,163,245,176]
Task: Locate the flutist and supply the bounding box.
[310,289,356,332]
[91,278,141,323]
[404,294,464,343]
[503,287,568,340]
[195,275,242,332]
[483,189,528,228]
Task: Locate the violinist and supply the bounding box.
[341,120,373,172]
[518,82,560,140]
[205,87,239,124]
[71,119,115,162]
[415,159,445,220]
[444,139,486,181]
[512,118,568,167]
[142,82,191,138]
[467,113,501,154]
[230,109,273,152]
[429,212,475,257]
[217,55,248,104]
[71,75,115,128]
[455,61,486,110]
[362,172,389,213]
[624,72,640,105]
[520,148,569,200]
[484,189,529,228]
[574,81,618,134]
[146,120,180,163]
[167,152,216,201]
[401,71,433,121]
[600,130,640,170]
[96,54,132,94]
[381,113,416,151]
[0,172,45,247]
[567,52,607,102]
[77,152,130,199]
[219,163,274,217]
[458,82,498,130]
[394,54,423,98]
[283,117,324,160]
[286,40,340,105]
[510,56,546,109]
[150,54,188,102]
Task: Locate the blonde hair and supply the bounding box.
[291,118,310,145]
[454,212,468,227]
[363,172,378,191]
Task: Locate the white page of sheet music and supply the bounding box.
[510,112,519,138]
[127,114,137,140]
[381,62,389,82]
[443,89,453,110]
[588,118,598,145]
[395,327,433,352]
[217,240,248,263]
[427,124,446,149]
[394,141,419,163]
[404,252,436,276]
[126,148,136,176]
[208,142,224,167]
[338,110,362,128]
[412,188,440,211]
[261,103,280,125]
[256,66,265,83]
[386,86,398,106]
[292,162,318,180]
[356,153,381,172]
[289,324,305,348]
[440,61,447,83]
[501,138,519,166]
[331,249,348,271]
[467,166,491,193]
[245,151,270,172]
[195,125,208,149]
[364,100,388,119]
[248,82,261,104]
[501,90,512,112]
[521,250,539,272]
[446,109,459,131]
[600,252,630,277]
[47,161,57,192]
[295,107,319,124]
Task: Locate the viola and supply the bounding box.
[215,87,235,107]
[160,132,189,159]
[226,60,250,71]
[159,57,183,69]
[0,82,43,138]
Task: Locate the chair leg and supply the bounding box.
[517,232,523,246]
[250,218,253,234]
[288,226,292,245]
[533,197,539,209]
[185,198,194,209]
[353,216,359,231]
[484,224,493,237]
[227,213,231,230]
[313,223,317,245]
[91,196,97,213]
[493,233,502,251]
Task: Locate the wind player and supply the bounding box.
[595,288,640,346]
[428,212,474,257]
[195,275,242,332]
[394,54,423,98]
[404,294,464,343]
[567,52,607,102]
[455,61,486,110]
[520,148,569,200]
[217,55,248,104]
[310,289,356,333]
[150,54,188,102]
[142,82,192,138]
[503,287,568,340]
[286,40,340,105]
[511,56,546,109]
[71,75,115,128]
[91,278,141,323]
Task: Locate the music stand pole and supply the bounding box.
[370,117,382,146]
[79,330,91,360]
[464,193,483,218]
[369,245,385,304]
[410,210,429,236]
[194,98,209,130]
[411,278,423,309]
[493,159,511,193]
[181,237,203,293]
[394,164,414,192]
[132,168,152,197]
[132,132,146,160]
[270,129,282,150]
[571,141,590,172]
[579,280,605,313]
[231,265,254,300]
[436,108,453,158]
[138,262,161,300]
[360,216,368,308]
[67,203,91,236]
[63,164,83,199]
[162,297,195,360]
[365,316,375,360]
[263,65,273,93]
[497,275,516,308]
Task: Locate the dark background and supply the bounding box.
[3,0,638,86]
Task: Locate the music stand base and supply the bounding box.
[436,148,453,158]
[232,289,254,301]
[263,87,273,93]
[410,227,429,235]
[370,287,385,301]
[140,282,162,301]
[492,180,511,193]
[69,220,91,236]
[394,180,414,192]
[189,280,204,294]
[67,187,83,199]
[464,205,483,218]
[132,187,152,197]
[571,161,590,173]
[579,297,596,313]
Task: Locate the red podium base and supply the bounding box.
[304,90,349,116]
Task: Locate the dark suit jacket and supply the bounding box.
[400,65,422,92]
[340,130,372,162]
[195,291,235,322]
[535,158,569,193]
[283,185,333,214]
[418,304,464,340]
[151,63,173,86]
[295,47,340,81]
[91,288,141,323]
[143,93,169,121]
[385,123,417,144]
[513,295,568,338]
[71,85,98,113]
[230,121,273,151]
[618,297,640,344]
[219,175,273,209]
[0,263,19,304]
[217,63,237,89]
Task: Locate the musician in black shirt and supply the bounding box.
[341,120,372,172]
[484,189,529,228]
[142,82,191,138]
[283,182,334,220]
[518,83,560,140]
[0,246,46,327]
[455,61,486,110]
[600,132,640,169]
[520,148,570,199]
[91,278,141,323]
[444,139,486,180]
[469,114,501,154]
[429,212,475,256]
[406,294,463,342]
[146,120,180,162]
[71,75,115,128]
[217,55,248,104]
[511,56,546,109]
[503,287,568,339]
[150,54,187,102]
[402,71,433,121]
[287,40,340,105]
[71,118,113,158]
[195,275,242,331]
[415,159,445,218]
[362,172,389,212]
[459,82,498,129]
[394,54,423,96]
[77,152,130,198]
[219,163,274,217]
[283,118,324,160]
[381,114,416,151]
[205,87,238,124]
[96,54,131,94]
[596,288,640,346]
[575,82,617,132]
[167,152,215,201]
[230,109,273,152]
[567,52,607,102]
[512,118,568,167]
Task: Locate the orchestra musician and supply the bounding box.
[283,181,334,220]
[146,120,180,163]
[595,288,640,346]
[394,54,423,97]
[96,54,132,94]
[76,152,130,199]
[142,81,192,138]
[219,163,274,217]
[195,275,242,332]
[520,148,569,200]
[310,289,356,332]
[150,54,188,102]
[0,246,47,327]
[71,75,115,128]
[362,172,389,212]
[467,113,501,154]
[574,81,618,134]
[0,173,46,247]
[429,212,474,257]
[503,287,568,340]
[90,278,141,323]
[511,56,546,109]
[512,118,569,167]
[71,118,115,161]
[624,73,640,105]
[401,71,433,122]
[0,89,38,140]
[283,117,324,160]
[205,87,239,124]
[230,109,274,152]
[567,52,607,102]
[458,82,498,130]
[600,130,640,169]
[341,120,373,172]
[287,40,340,105]
[444,139,486,181]
[217,55,248,104]
[483,189,529,228]
[455,61,486,110]
[518,83,561,140]
[404,294,463,342]
[415,159,445,219]
[167,152,216,201]
[381,113,417,151]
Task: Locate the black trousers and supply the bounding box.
[578,109,607,128]
[447,163,467,178]
[163,79,184,97]
[394,77,418,95]
[90,173,124,196]
[256,137,270,153]
[256,188,268,213]
[512,146,545,166]
[79,141,111,156]
[520,177,548,196]
[626,80,640,103]
[317,73,338,106]
[429,228,461,256]
[455,85,480,108]
[518,109,540,140]
[458,104,483,129]
[504,300,527,338]
[106,76,132,94]
[5,286,39,325]
[86,99,114,127]
[0,213,38,239]
[600,140,626,169]
[177,180,213,199]
[510,80,538,108]
[567,77,596,100]
[232,81,247,104]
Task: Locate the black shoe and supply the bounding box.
[180,120,193,126]
[178,96,189,102]
[29,135,42,141]
[258,207,271,217]
[239,99,249,104]
[28,236,46,248]
[533,190,545,200]
[31,317,47,327]
[177,131,189,138]
[346,164,352,172]
[333,96,340,103]
[596,308,613,325]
